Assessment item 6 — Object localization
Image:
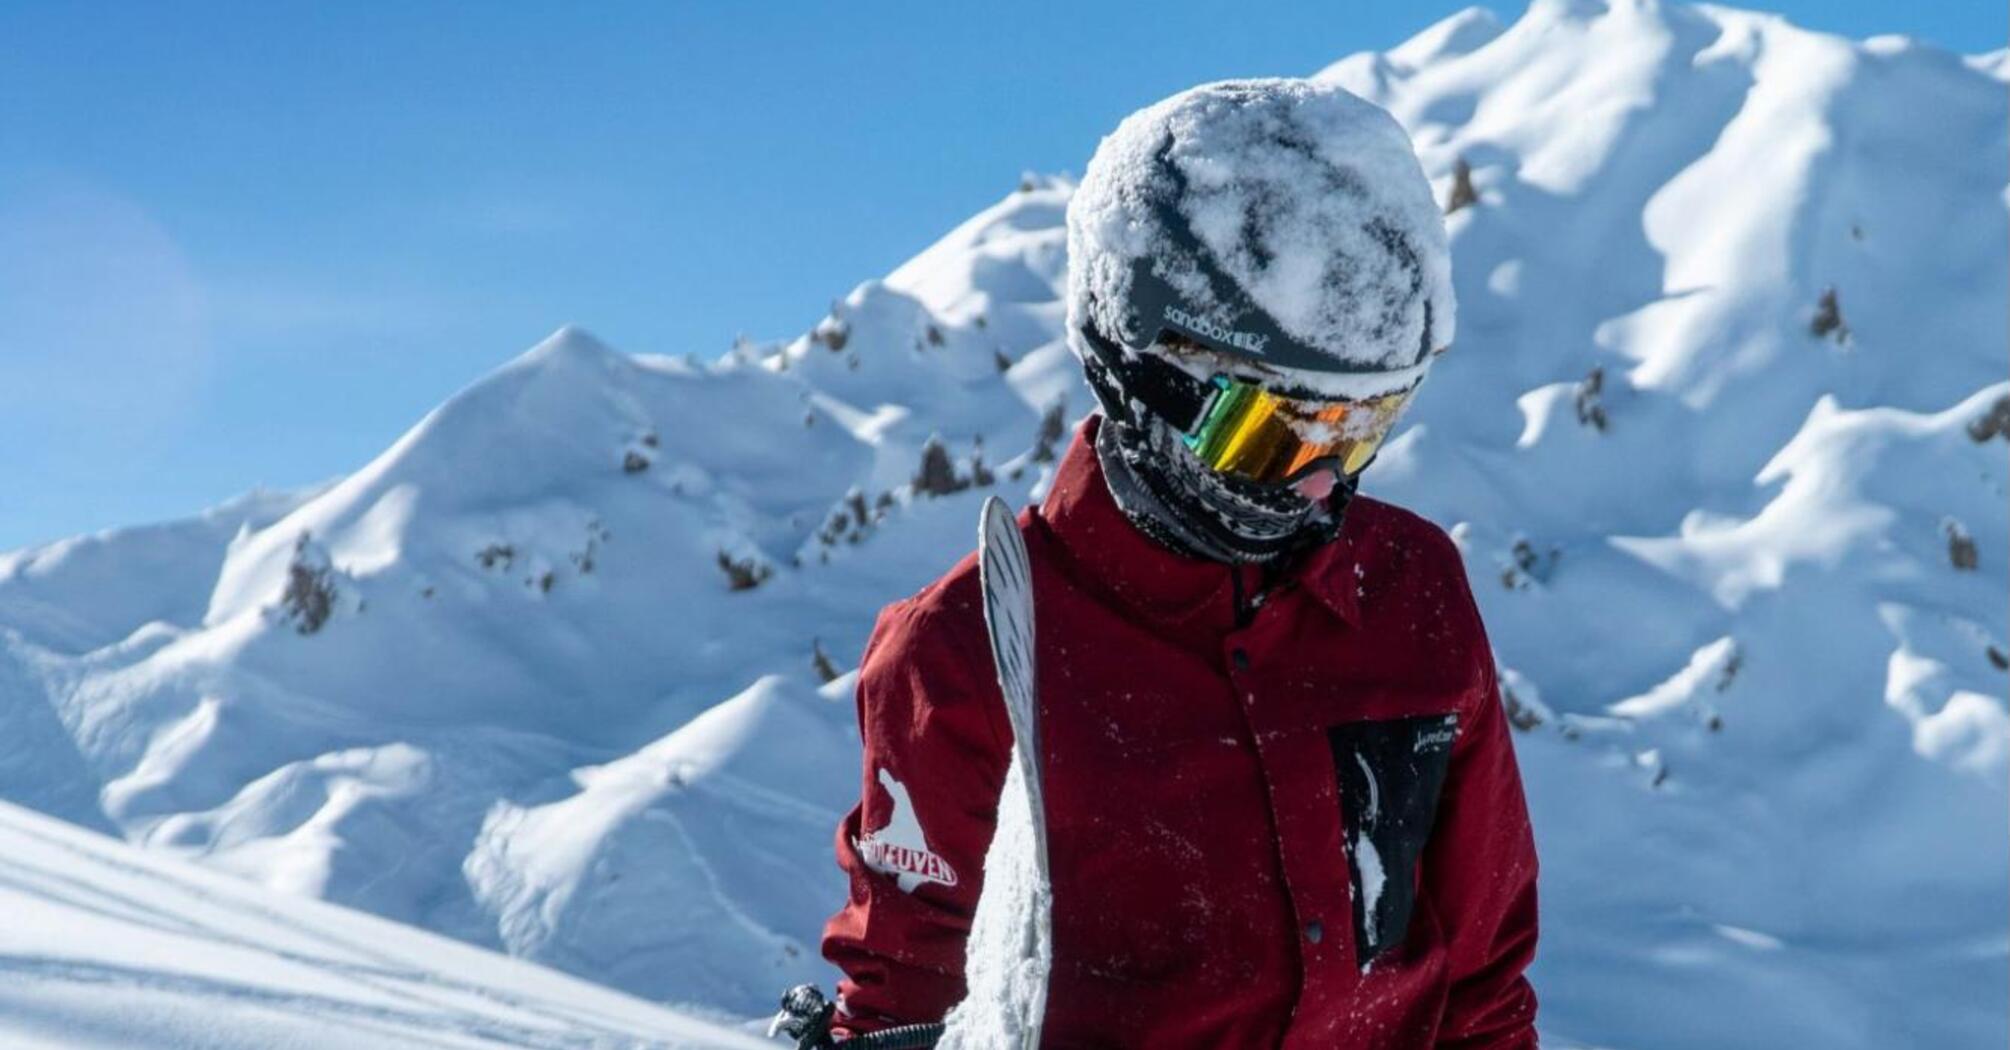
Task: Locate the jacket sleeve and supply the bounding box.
[1428,581,1541,1048]
[821,596,1012,1035]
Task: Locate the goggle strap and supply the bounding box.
[1079,324,1215,433]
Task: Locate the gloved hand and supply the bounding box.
[767,984,837,1049]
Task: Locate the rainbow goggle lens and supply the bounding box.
[1078,320,1420,487]
[1181,374,1417,485]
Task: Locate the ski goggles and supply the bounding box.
[1079,321,1418,486]
[1183,373,1416,484]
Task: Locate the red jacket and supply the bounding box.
[823,417,1538,1048]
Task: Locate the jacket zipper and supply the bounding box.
[1230,563,1260,630]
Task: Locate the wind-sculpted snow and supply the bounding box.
[0,2,2002,1046]
[465,675,865,1013]
[1316,3,2008,1046]
[0,799,767,1048]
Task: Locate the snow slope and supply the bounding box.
[0,2,2003,1047]
[0,183,1082,1020]
[0,798,766,1048]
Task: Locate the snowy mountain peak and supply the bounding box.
[1385,6,1503,71]
[0,4,2002,1047]
[519,322,620,364]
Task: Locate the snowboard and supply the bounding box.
[937,496,1051,1050]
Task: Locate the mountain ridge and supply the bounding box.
[0,3,2003,1046]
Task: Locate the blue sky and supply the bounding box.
[1,2,2001,552]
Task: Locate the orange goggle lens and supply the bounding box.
[1183,378,1416,484]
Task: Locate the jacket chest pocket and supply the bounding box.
[1326,712,1458,966]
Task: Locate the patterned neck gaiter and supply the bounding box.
[1094,412,1352,565]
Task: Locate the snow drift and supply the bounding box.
[0,797,766,1048]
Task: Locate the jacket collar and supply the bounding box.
[1036,415,1364,630]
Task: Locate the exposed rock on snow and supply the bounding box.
[0,3,2002,1047]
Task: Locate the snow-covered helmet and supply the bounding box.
[1067,78,1455,488]
[1064,78,1454,562]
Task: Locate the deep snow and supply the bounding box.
[0,1,2003,1047]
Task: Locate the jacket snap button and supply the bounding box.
[1231,648,1250,671]
[1304,919,1323,944]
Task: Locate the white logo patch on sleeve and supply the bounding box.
[853,768,959,893]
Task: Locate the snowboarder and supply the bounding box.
[813,78,1538,1048]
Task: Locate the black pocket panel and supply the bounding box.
[1326,712,1458,966]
